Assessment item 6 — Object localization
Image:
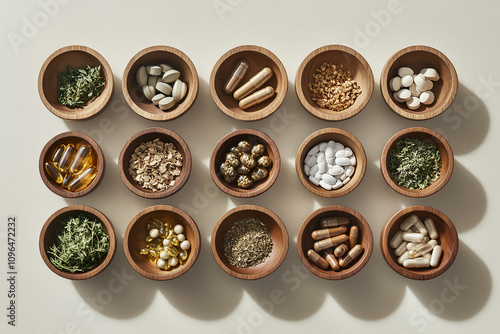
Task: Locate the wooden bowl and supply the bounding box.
[38,45,114,120]
[295,45,374,121]
[39,131,105,198]
[380,45,458,120]
[210,129,280,198]
[211,205,288,280]
[118,127,191,199]
[380,127,453,197]
[295,128,366,197]
[39,205,116,280]
[210,45,288,121]
[297,205,373,280]
[122,45,199,121]
[123,205,200,280]
[380,206,459,280]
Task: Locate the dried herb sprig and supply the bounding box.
[48,214,110,273]
[389,137,442,190]
[57,65,105,108]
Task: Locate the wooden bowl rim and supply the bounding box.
[39,205,116,280]
[38,45,114,120]
[122,45,199,121]
[123,205,201,280]
[380,205,459,280]
[380,45,458,120]
[297,205,373,280]
[210,128,281,198]
[211,205,289,280]
[295,44,374,121]
[39,131,105,198]
[118,127,192,199]
[380,127,454,197]
[209,45,288,121]
[295,127,366,197]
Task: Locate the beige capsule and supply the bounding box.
[319,216,350,228]
[311,226,348,241]
[349,225,359,249]
[307,249,329,270]
[313,234,349,252]
[239,86,275,110]
[339,244,364,268]
[224,60,249,94]
[233,67,273,100]
[323,249,340,271]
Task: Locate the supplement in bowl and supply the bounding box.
[390,67,440,110]
[57,65,106,108]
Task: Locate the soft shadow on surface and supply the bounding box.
[408,242,491,320]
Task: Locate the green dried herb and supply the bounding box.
[48,214,110,273]
[223,217,273,268]
[57,65,105,108]
[389,137,442,190]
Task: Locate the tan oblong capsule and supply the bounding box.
[233,67,273,100]
[323,249,340,271]
[239,86,274,110]
[307,249,329,270]
[311,226,348,241]
[313,234,349,252]
[224,60,249,94]
[319,216,350,228]
[339,244,364,268]
[333,243,349,258]
[69,144,91,174]
[67,166,97,192]
[349,225,359,249]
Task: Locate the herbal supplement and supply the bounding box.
[320,216,350,228]
[313,234,348,252]
[339,244,364,268]
[307,249,329,270]
[223,217,273,268]
[424,217,439,239]
[389,67,440,109]
[57,65,106,108]
[311,226,348,241]
[233,67,273,100]
[47,214,110,273]
[388,137,442,190]
[308,62,361,111]
[224,60,249,94]
[333,244,349,258]
[349,226,359,248]
[323,249,340,271]
[239,86,275,110]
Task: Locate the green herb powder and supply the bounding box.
[57,65,105,108]
[389,137,442,190]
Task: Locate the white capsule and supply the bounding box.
[321,173,337,185]
[307,145,319,156]
[163,69,181,83]
[314,171,324,180]
[149,228,159,238]
[344,147,353,157]
[397,250,410,265]
[404,257,431,268]
[336,157,350,166]
[349,156,356,166]
[152,93,166,105]
[413,218,428,235]
[401,75,413,87]
[304,164,311,175]
[309,175,320,186]
[316,152,326,163]
[334,142,344,151]
[398,67,414,77]
[424,218,438,239]
[335,149,346,158]
[395,89,411,101]
[394,240,408,257]
[406,96,421,110]
[420,68,440,81]
[328,165,344,176]
[342,177,351,185]
[430,245,442,267]
[327,140,336,149]
[419,91,435,105]
[180,240,190,250]
[309,164,319,176]
[146,65,162,76]
[389,76,402,91]
[136,66,148,86]
[318,160,327,173]
[402,232,425,243]
[345,165,355,177]
[159,96,175,110]
[325,146,335,159]
[390,230,403,248]
[428,239,438,248]
[318,142,328,152]
[142,85,156,100]
[337,172,347,181]
[306,155,317,168]
[326,157,335,166]
[319,180,332,190]
[400,214,418,231]
[406,242,418,251]
[332,179,343,189]
[174,224,184,234]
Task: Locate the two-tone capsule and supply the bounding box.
[224,60,249,94]
[233,67,273,100]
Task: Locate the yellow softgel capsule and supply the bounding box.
[69,144,91,174]
[45,161,63,184]
[58,143,76,172]
[51,144,66,166]
[67,166,97,192]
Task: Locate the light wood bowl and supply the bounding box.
[210,45,288,121]
[123,205,200,280]
[122,45,199,121]
[39,131,105,198]
[38,45,114,120]
[211,205,288,280]
[380,206,459,280]
[380,45,458,120]
[295,45,374,121]
[210,129,280,197]
[295,128,366,197]
[380,127,453,197]
[39,205,116,280]
[297,205,373,280]
[118,127,191,199]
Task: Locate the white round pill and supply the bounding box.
[136,66,148,87]
[149,228,159,238]
[169,257,179,267]
[160,251,168,259]
[389,76,402,92]
[413,74,426,91]
[177,234,186,242]
[406,96,421,110]
[401,75,413,87]
[398,67,414,77]
[174,224,184,234]
[396,89,411,101]
[157,258,166,268]
[423,79,433,91]
[163,69,181,83]
[419,91,435,105]
[180,240,191,250]
[420,68,440,81]
[146,65,162,76]
[163,239,171,246]
[409,83,420,97]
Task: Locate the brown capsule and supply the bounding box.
[307,249,329,270]
[240,153,256,169]
[311,226,348,241]
[237,175,253,188]
[313,234,349,252]
[319,216,350,228]
[251,144,265,157]
[334,244,349,258]
[349,226,359,249]
[250,167,268,182]
[323,249,340,271]
[225,152,240,167]
[237,140,251,153]
[339,244,364,268]
[257,155,272,168]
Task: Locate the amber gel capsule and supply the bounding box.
[69,144,91,174]
[223,60,249,94]
[67,166,97,191]
[233,67,273,100]
[239,86,274,110]
[45,161,63,184]
[51,144,66,166]
[58,143,76,172]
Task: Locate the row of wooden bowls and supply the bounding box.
[38,44,458,122]
[39,204,458,281]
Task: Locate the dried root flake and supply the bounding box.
[129,138,183,191]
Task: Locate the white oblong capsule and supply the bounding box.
[239,86,274,110]
[321,173,337,185]
[402,232,425,243]
[409,242,434,258]
[319,180,332,190]
[318,160,327,173]
[413,219,428,235]
[308,175,320,186]
[394,240,408,257]
[403,257,430,268]
[400,214,418,231]
[335,157,350,166]
[389,230,403,248]
[345,165,355,177]
[316,152,326,163]
[325,146,334,159]
[306,155,317,168]
[233,67,273,100]
[307,145,319,156]
[318,142,328,152]
[430,245,442,267]
[224,60,249,94]
[428,239,438,248]
[424,218,438,239]
[328,165,344,176]
[349,156,356,166]
[332,179,343,189]
[309,164,319,177]
[304,164,311,175]
[398,250,410,265]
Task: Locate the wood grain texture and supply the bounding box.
[122,45,199,121]
[380,206,459,280]
[380,127,454,197]
[295,128,366,198]
[295,44,374,121]
[39,205,116,280]
[210,45,288,121]
[297,205,373,280]
[118,127,192,199]
[211,205,288,280]
[123,205,200,281]
[210,128,280,198]
[38,45,114,120]
[39,131,105,198]
[380,45,458,120]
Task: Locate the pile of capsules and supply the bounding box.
[306,216,364,271]
[223,60,275,110]
[44,142,97,192]
[389,214,442,269]
[139,218,191,271]
[219,140,273,188]
[390,67,440,110]
[136,64,188,111]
